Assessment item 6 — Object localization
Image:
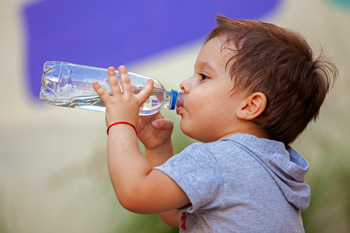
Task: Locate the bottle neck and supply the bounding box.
[165,89,184,110]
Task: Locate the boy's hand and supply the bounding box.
[137,112,174,150]
[93,66,154,128]
[137,113,174,167]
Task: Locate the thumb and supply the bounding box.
[137,79,154,105]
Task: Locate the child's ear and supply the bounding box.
[236,92,267,120]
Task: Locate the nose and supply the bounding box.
[180,77,191,93]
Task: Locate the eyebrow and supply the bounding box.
[195,61,217,75]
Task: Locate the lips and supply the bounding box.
[176,92,185,115]
[176,106,183,115]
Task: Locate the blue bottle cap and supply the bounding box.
[170,89,177,110]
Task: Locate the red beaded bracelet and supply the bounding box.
[107,121,137,135]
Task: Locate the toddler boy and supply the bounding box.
[93,15,337,232]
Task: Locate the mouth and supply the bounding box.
[175,92,184,115]
[176,106,183,115]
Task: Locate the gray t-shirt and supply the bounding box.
[155,133,310,233]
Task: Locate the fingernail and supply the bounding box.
[108,67,115,73]
[119,65,126,72]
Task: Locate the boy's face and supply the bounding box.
[177,36,248,142]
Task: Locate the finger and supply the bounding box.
[152,118,174,131]
[93,81,110,103]
[108,67,122,96]
[137,79,154,105]
[118,65,133,97]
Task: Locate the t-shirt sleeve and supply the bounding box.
[153,143,223,213]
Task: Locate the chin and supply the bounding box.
[180,121,196,139]
[180,124,208,142]
[179,121,190,137]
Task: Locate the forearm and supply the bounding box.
[107,125,153,202]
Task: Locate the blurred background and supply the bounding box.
[0,0,349,232]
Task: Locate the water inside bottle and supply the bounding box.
[55,87,168,115]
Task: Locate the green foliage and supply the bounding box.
[116,214,178,233]
[297,108,350,233]
[301,142,350,233]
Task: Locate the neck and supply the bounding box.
[218,122,269,141]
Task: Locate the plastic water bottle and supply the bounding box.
[39,61,184,115]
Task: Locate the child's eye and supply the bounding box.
[199,73,209,81]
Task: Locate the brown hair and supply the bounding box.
[206,15,337,145]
